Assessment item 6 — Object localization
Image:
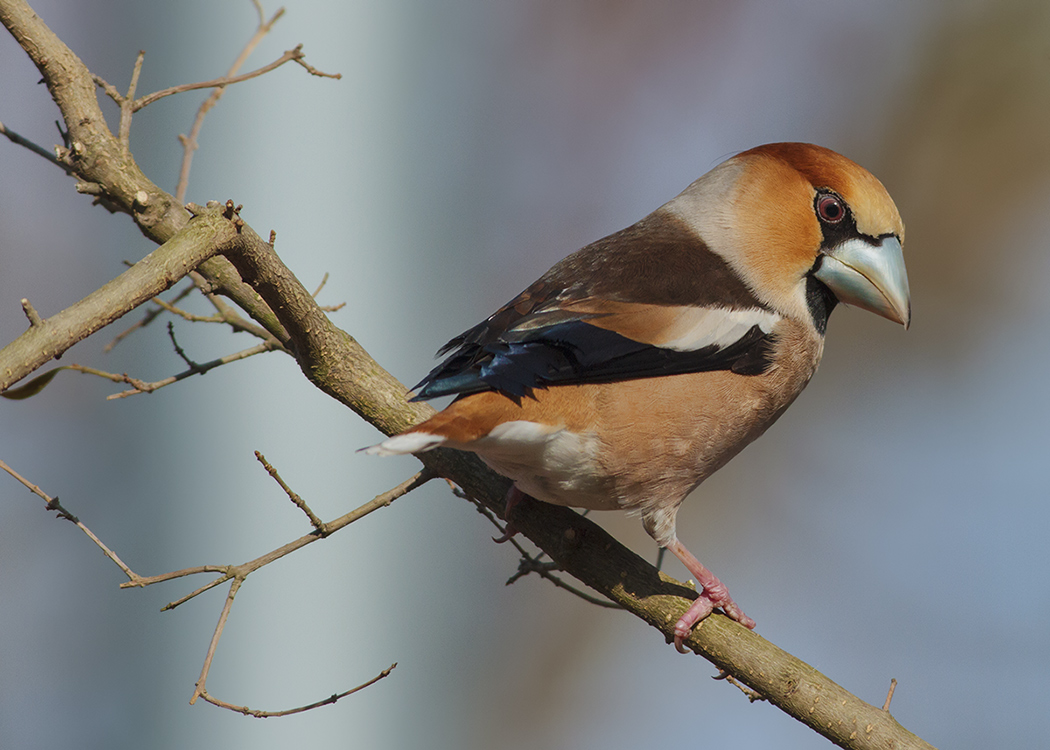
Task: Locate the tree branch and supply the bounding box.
[0,0,293,348]
[2,454,422,716]
[176,4,287,203]
[0,203,245,392]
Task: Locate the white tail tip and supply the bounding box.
[361,432,447,456]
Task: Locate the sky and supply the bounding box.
[2,1,1049,748]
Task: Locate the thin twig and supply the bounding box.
[91,72,123,105]
[148,293,221,323]
[293,56,341,79]
[176,4,286,203]
[468,495,621,609]
[104,284,197,351]
[191,576,244,704]
[0,459,138,581]
[197,662,397,718]
[135,46,326,113]
[64,340,279,399]
[255,451,327,532]
[3,456,420,716]
[118,50,146,148]
[883,678,898,711]
[509,549,622,609]
[166,322,197,368]
[121,471,432,607]
[0,121,75,173]
[714,670,767,703]
[309,274,345,311]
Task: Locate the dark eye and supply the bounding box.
[816,193,846,223]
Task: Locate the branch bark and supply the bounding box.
[0,0,289,347]
[0,2,937,748]
[0,203,244,391]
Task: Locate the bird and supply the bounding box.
[366,142,910,652]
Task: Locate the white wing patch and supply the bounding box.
[656,306,780,351]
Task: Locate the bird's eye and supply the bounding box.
[816,193,846,224]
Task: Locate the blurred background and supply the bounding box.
[2,0,1048,747]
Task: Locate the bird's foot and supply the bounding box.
[672,583,755,653]
[664,538,755,653]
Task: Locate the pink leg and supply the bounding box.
[492,486,526,544]
[666,539,755,653]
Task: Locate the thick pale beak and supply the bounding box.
[814,236,911,328]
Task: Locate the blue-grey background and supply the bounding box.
[2,1,1047,748]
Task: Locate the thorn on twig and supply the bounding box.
[21,298,43,328]
[268,230,276,247]
[882,678,897,711]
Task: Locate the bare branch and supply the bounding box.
[190,576,243,705]
[121,50,144,147]
[0,0,296,338]
[176,4,287,203]
[56,339,278,399]
[91,72,124,106]
[255,451,327,532]
[117,471,433,604]
[0,203,243,392]
[293,55,341,80]
[0,120,75,173]
[196,662,397,718]
[105,283,196,350]
[165,322,196,368]
[0,459,138,581]
[133,45,315,112]
[148,293,220,323]
[2,454,421,715]
[311,272,330,298]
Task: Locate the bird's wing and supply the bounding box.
[412,214,782,400]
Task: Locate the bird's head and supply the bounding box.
[669,142,911,334]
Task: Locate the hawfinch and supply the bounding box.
[368,142,910,651]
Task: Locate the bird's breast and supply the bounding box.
[456,319,823,515]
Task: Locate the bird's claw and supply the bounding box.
[672,592,755,652]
